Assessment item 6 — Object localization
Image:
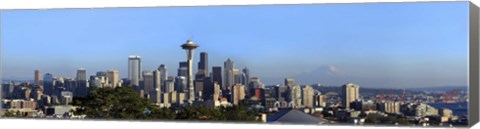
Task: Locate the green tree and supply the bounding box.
[74,86,172,119]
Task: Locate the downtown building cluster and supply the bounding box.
[0,40,469,126]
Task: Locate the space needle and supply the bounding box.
[181,39,198,103]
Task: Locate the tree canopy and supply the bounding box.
[73,86,259,122]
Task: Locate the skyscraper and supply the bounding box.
[212,66,223,90]
[43,73,55,96]
[76,68,89,97]
[142,71,154,96]
[233,68,240,84]
[231,84,245,105]
[196,52,208,79]
[158,64,168,92]
[34,70,41,86]
[165,76,175,93]
[153,70,161,93]
[128,55,141,87]
[107,69,119,87]
[290,85,302,107]
[224,59,234,89]
[177,62,188,77]
[174,76,187,92]
[76,68,87,81]
[342,83,360,109]
[302,85,315,108]
[242,67,250,85]
[213,82,221,101]
[180,40,198,102]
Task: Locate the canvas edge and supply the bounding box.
[469,1,480,128]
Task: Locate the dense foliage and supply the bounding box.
[73,86,259,122]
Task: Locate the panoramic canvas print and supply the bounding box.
[0,1,475,127]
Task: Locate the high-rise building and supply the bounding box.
[212,66,223,90]
[43,73,55,96]
[76,68,89,97]
[233,69,240,85]
[174,76,187,92]
[153,70,161,93]
[128,55,141,86]
[180,40,199,102]
[107,69,119,87]
[142,71,154,96]
[34,70,41,86]
[165,76,175,93]
[224,59,234,89]
[302,85,315,108]
[158,64,168,92]
[196,52,208,79]
[177,61,188,77]
[76,68,87,81]
[342,83,360,109]
[290,85,302,107]
[213,82,221,101]
[231,84,245,105]
[150,88,161,106]
[242,67,250,85]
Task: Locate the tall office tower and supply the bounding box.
[284,78,295,87]
[153,70,161,93]
[233,69,240,84]
[224,59,234,89]
[196,52,208,79]
[165,77,175,93]
[158,64,168,92]
[177,62,188,77]
[149,88,161,105]
[76,68,87,81]
[142,71,154,96]
[43,73,55,96]
[231,84,245,105]
[213,82,221,101]
[302,85,315,108]
[180,40,198,102]
[34,70,41,86]
[202,76,214,100]
[290,85,302,107]
[76,68,89,97]
[194,79,204,99]
[128,55,142,87]
[242,67,250,85]
[342,83,360,109]
[107,69,119,87]
[174,76,187,92]
[212,66,223,90]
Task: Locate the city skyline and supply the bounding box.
[1,2,469,87]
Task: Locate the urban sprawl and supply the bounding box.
[1,40,469,127]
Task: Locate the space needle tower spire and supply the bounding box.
[181,39,198,103]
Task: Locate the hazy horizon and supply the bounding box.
[0,2,469,88]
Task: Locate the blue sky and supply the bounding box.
[0,2,469,88]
